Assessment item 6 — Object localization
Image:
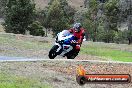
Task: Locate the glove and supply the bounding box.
[78,39,82,44]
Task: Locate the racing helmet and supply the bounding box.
[73,23,82,32]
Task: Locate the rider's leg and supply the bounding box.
[61,45,73,56]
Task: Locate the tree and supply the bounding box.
[104,0,119,31]
[118,0,132,44]
[127,15,132,44]
[0,0,7,18]
[102,0,120,43]
[83,0,131,44]
[35,9,48,36]
[83,0,99,42]
[127,0,132,44]
[3,0,35,34]
[29,21,44,36]
[45,0,75,36]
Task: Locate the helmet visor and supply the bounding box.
[74,27,80,32]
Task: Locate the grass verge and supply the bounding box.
[81,42,132,62]
[0,34,50,50]
[0,72,52,88]
[0,33,51,57]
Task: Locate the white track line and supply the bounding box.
[0,58,132,64]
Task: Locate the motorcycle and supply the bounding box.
[48,30,79,59]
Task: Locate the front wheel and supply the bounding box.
[48,45,58,59]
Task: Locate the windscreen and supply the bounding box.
[61,30,72,36]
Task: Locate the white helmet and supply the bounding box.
[73,23,82,32]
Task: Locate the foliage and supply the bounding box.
[82,0,99,41]
[1,0,131,44]
[29,21,45,36]
[0,0,7,17]
[45,0,75,36]
[3,0,35,34]
[104,0,119,31]
[82,0,129,43]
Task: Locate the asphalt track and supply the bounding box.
[0,56,132,64]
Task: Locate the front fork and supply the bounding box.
[55,42,73,56]
[55,43,62,54]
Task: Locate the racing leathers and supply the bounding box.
[69,28,85,51]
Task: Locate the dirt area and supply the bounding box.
[34,0,85,10]
[76,54,110,61]
[0,61,132,88]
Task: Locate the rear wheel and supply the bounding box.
[67,50,79,59]
[67,55,76,59]
[48,45,58,59]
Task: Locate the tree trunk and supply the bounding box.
[127,0,132,44]
[128,37,132,45]
[128,15,132,44]
[45,28,48,37]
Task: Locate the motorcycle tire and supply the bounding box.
[67,55,76,59]
[48,45,58,59]
[67,51,79,59]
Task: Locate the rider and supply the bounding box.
[68,23,85,52]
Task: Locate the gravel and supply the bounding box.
[0,61,132,88]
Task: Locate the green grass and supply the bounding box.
[0,33,52,57]
[81,42,132,62]
[0,34,50,50]
[0,73,52,88]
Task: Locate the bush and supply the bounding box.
[4,0,35,34]
[29,21,45,36]
[101,30,115,43]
